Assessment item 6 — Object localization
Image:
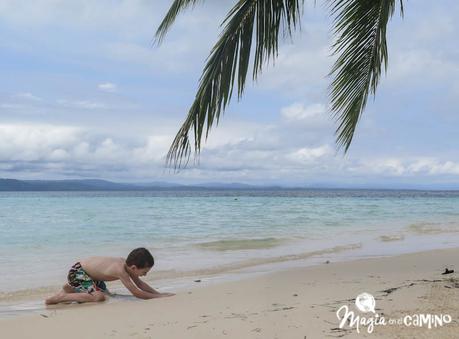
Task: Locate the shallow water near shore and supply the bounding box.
[1,189,459,316]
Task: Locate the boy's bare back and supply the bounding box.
[79,256,126,282]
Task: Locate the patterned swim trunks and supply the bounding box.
[67,262,108,294]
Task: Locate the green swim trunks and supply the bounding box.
[67,262,108,293]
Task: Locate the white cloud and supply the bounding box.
[287,145,333,163]
[206,121,277,149]
[98,82,117,92]
[0,123,170,177]
[49,149,69,161]
[1,103,26,110]
[349,157,459,177]
[1,122,459,184]
[388,50,459,83]
[0,0,166,34]
[14,92,42,101]
[0,124,81,161]
[103,39,208,73]
[281,103,328,124]
[56,99,108,110]
[260,43,331,98]
[133,136,170,163]
[0,92,44,113]
[407,158,459,176]
[362,158,406,176]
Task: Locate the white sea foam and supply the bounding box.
[407,221,459,235]
[378,234,405,242]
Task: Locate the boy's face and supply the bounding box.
[130,265,152,277]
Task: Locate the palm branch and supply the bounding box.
[330,0,403,150]
[155,0,403,168]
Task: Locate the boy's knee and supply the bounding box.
[92,291,106,302]
[62,284,74,293]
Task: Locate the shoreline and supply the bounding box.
[2,226,459,299]
[1,247,458,338]
[0,242,364,317]
[1,238,459,318]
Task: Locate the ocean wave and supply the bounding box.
[131,243,362,282]
[0,286,59,303]
[407,221,459,235]
[378,234,405,242]
[196,237,286,251]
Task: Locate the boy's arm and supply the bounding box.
[119,272,163,300]
[130,274,159,294]
[130,274,175,297]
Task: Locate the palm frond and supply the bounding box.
[155,0,202,44]
[166,0,304,168]
[329,0,403,151]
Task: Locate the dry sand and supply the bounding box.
[2,248,458,338]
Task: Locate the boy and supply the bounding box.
[45,247,174,305]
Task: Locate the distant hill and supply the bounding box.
[193,182,261,189]
[0,179,135,191]
[0,178,265,191]
[2,178,458,191]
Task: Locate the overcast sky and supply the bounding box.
[1,0,459,187]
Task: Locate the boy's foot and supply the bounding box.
[159,292,175,297]
[45,292,66,305]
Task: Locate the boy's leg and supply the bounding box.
[63,284,75,293]
[43,284,76,304]
[45,290,106,305]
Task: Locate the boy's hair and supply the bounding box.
[126,248,154,268]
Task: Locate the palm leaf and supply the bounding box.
[155,0,203,44]
[329,0,403,151]
[158,0,404,168]
[165,0,303,168]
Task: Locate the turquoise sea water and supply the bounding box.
[1,189,459,299]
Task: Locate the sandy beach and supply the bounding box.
[1,248,458,338]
